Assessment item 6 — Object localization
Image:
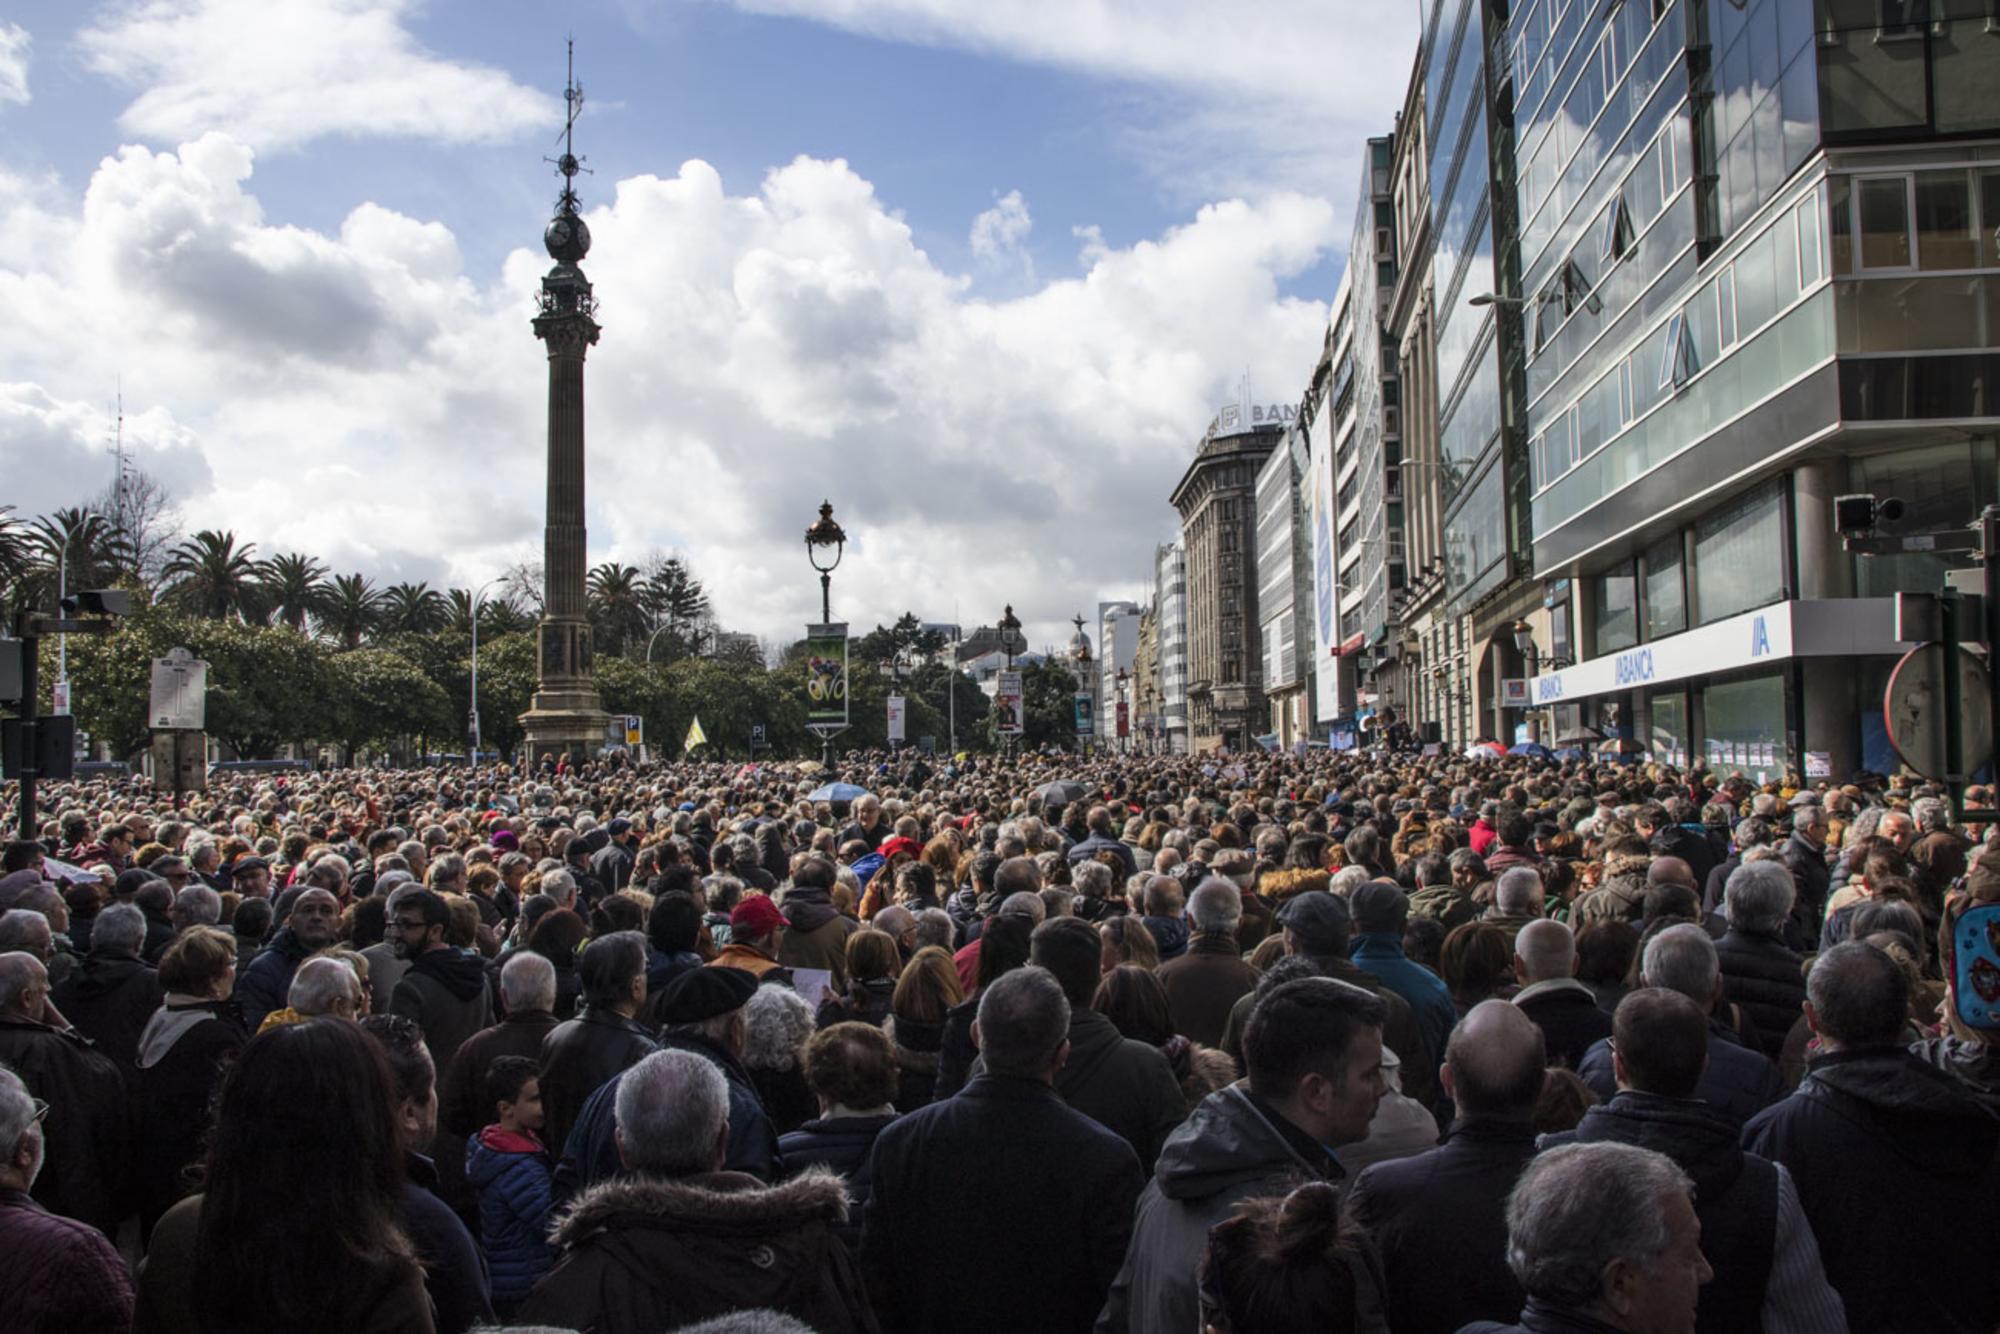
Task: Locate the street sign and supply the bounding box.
[149,647,208,730]
[1501,678,1530,708]
[623,715,643,746]
[1885,642,1994,779]
[751,723,768,749]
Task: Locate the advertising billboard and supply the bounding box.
[1309,400,1342,721]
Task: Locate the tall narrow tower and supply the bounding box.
[519,42,611,763]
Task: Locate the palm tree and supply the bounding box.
[482,599,533,637]
[162,530,260,620]
[256,552,329,631]
[323,573,382,649]
[378,581,450,636]
[25,507,129,609]
[0,507,28,610]
[588,562,649,658]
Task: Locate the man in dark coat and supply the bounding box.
[1576,923,1782,1126]
[1641,800,1720,890]
[555,965,778,1198]
[1544,989,1843,1333]
[49,901,162,1074]
[131,880,179,966]
[1778,800,1833,931]
[231,887,339,1031]
[587,818,637,893]
[1347,880,1455,1087]
[777,856,858,991]
[864,966,1143,1334]
[523,1048,875,1333]
[1349,999,1542,1334]
[1155,880,1260,1047]
[1098,976,1389,1334]
[386,889,493,1071]
[1745,941,2000,1333]
[1713,860,1810,1061]
[1064,805,1137,878]
[539,931,656,1156]
[1030,917,1187,1168]
[1509,918,1612,1070]
[0,951,128,1236]
[439,951,560,1141]
[0,1064,134,1332]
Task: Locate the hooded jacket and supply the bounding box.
[777,885,857,990]
[1096,1083,1350,1334]
[1544,1093,1781,1333]
[1910,1034,2000,1115]
[1745,1046,2000,1333]
[521,1168,876,1334]
[464,1127,555,1305]
[1054,1007,1188,1170]
[132,998,246,1230]
[50,949,164,1073]
[388,946,495,1070]
[0,1015,128,1236]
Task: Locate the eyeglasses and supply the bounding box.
[29,1099,48,1125]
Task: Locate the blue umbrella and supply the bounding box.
[1553,747,1587,762]
[808,782,872,803]
[1508,742,1554,759]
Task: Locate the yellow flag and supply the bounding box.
[683,716,708,753]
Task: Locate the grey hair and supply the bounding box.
[0,911,51,953]
[1495,867,1545,915]
[174,885,222,926]
[499,950,558,1013]
[912,908,955,954]
[1506,1142,1693,1306]
[1188,879,1243,935]
[0,1064,34,1156]
[1848,807,1884,843]
[739,984,815,1072]
[0,953,40,1012]
[616,1049,729,1175]
[1911,796,1950,834]
[1641,923,1720,1004]
[998,890,1047,923]
[661,1310,819,1334]
[1071,861,1113,899]
[288,956,361,1015]
[1723,860,1796,934]
[539,868,578,901]
[974,964,1070,1078]
[1514,918,1574,982]
[92,902,146,955]
[1329,865,1370,896]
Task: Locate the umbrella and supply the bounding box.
[1508,741,1554,759]
[1464,742,1506,760]
[1556,724,1608,746]
[1032,779,1088,808]
[1599,737,1647,755]
[1553,747,1588,762]
[793,759,825,774]
[808,782,872,803]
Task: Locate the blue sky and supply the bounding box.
[0,0,1418,647]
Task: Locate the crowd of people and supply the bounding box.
[0,743,1994,1333]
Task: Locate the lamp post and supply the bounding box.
[999,604,1021,669]
[467,577,505,766]
[805,500,846,625]
[1116,665,1130,754]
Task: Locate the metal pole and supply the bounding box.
[820,572,831,626]
[15,614,37,840]
[469,596,480,767]
[1983,505,2000,796]
[1943,592,1968,815]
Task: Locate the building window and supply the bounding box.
[1643,535,1687,639]
[1595,564,1640,654]
[1658,309,1698,389]
[1649,689,1689,767]
[1692,480,1785,624]
[1877,0,1929,39]
[1857,175,1915,270]
[1600,194,1635,266]
[1916,170,1977,270]
[1702,674,1790,780]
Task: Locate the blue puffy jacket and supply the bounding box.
[464,1129,554,1305]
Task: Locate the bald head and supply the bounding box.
[1445,999,1548,1118]
[1514,918,1577,985]
[1646,857,1696,891]
[872,904,916,943]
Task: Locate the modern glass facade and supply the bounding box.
[1156,541,1189,753]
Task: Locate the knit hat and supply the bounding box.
[730,894,785,939]
[656,966,758,1025]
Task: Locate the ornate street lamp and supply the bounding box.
[999,604,1022,669]
[805,500,846,625]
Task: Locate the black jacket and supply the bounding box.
[1544,1092,1777,1333]
[932,994,979,1102]
[1779,831,1832,927]
[1652,824,1720,888]
[863,1074,1142,1334]
[1053,1008,1187,1170]
[539,1006,659,1155]
[1511,979,1613,1071]
[1576,1022,1783,1128]
[884,1015,943,1113]
[1347,1117,1536,1334]
[50,950,164,1074]
[1714,927,1807,1061]
[132,999,246,1232]
[388,946,494,1071]
[403,1151,495,1334]
[1745,1046,2000,1333]
[778,1113,897,1251]
[139,907,177,966]
[0,1016,127,1235]
[1463,1302,1635,1334]
[232,927,313,1032]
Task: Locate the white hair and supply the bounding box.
[1188,879,1244,935]
[1514,918,1575,983]
[616,1049,728,1175]
[499,950,558,1013]
[1506,1143,1693,1307]
[0,1064,34,1159]
[739,984,815,1072]
[92,902,147,955]
[1723,861,1796,934]
[1641,923,1720,1004]
[173,885,222,926]
[1495,867,1546,916]
[288,956,361,1015]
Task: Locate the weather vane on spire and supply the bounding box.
[541,38,593,272]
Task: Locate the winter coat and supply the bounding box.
[1156,934,1260,1047]
[1347,1117,1537,1334]
[777,886,858,990]
[708,941,787,981]
[521,1168,876,1334]
[1256,866,1330,903]
[778,1113,897,1251]
[464,1128,554,1306]
[0,1015,127,1235]
[1570,874,1648,926]
[231,927,313,1032]
[1576,1022,1783,1127]
[538,1006,659,1156]
[864,1074,1142,1334]
[51,950,164,1074]
[1140,914,1189,961]
[1462,1301,1644,1334]
[138,907,176,966]
[1066,833,1136,877]
[1219,957,1438,1108]
[1911,1033,2000,1114]
[817,977,894,1030]
[403,1151,494,1334]
[555,1030,780,1202]
[389,947,495,1071]
[932,994,979,1102]
[439,1009,559,1140]
[1350,931,1456,1083]
[751,1063,818,1137]
[1745,1046,2000,1333]
[1408,883,1481,930]
[1053,1008,1188,1170]
[132,999,247,1231]
[1542,1092,1829,1334]
[0,1187,133,1334]
[883,1014,943,1112]
[1097,1082,1348,1334]
[1779,831,1832,927]
[362,942,412,1016]
[1652,824,1721,887]
[588,839,636,892]
[1511,978,1614,1070]
[1714,927,1808,1062]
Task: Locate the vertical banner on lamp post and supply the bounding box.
[886,694,906,743]
[1074,693,1094,736]
[1116,700,1130,738]
[804,624,849,727]
[995,670,1025,736]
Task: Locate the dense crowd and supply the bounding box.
[0,745,1994,1333]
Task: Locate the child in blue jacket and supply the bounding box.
[464,1055,554,1313]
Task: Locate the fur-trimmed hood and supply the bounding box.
[549,1166,848,1251]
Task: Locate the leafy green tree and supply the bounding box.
[162,530,261,620]
[21,507,131,615]
[323,649,451,762]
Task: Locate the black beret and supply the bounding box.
[654,966,758,1025]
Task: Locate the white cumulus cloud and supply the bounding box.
[0,23,29,106]
[78,0,560,152]
[970,188,1032,260]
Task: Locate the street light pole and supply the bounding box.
[467,577,503,767]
